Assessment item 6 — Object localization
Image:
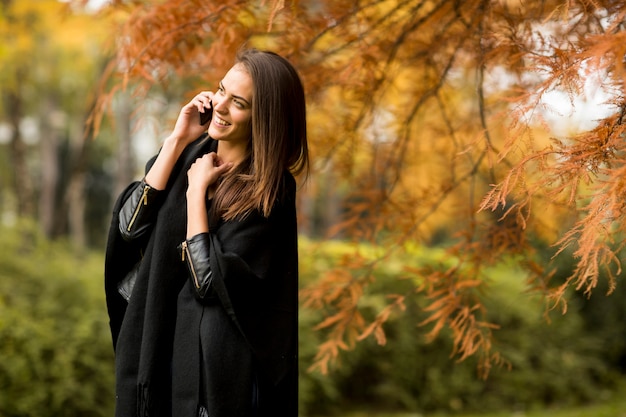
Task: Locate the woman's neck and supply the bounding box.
[216,141,247,167]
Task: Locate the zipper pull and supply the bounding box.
[141,184,150,205]
[126,184,152,233]
[180,240,201,289]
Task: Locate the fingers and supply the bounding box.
[215,161,234,174]
[188,153,233,188]
[189,153,215,172]
[169,91,216,147]
[203,152,219,168]
[192,91,214,115]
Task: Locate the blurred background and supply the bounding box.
[1,1,626,416]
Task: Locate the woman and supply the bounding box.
[104,49,308,417]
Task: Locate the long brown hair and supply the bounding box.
[213,49,309,221]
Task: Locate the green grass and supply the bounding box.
[341,397,626,417]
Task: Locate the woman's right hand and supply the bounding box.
[145,91,215,191]
[168,91,215,147]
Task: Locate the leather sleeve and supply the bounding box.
[118,180,164,241]
[178,233,216,300]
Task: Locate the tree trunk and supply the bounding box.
[39,98,60,237]
[66,169,87,249]
[113,91,135,197]
[62,116,91,249]
[5,71,35,220]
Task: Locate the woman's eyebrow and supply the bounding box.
[219,81,251,106]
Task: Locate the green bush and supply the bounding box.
[297,238,626,416]
[0,222,115,417]
[1,225,623,417]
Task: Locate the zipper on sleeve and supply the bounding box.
[181,241,201,289]
[181,241,187,261]
[127,184,151,232]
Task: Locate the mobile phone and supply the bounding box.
[199,102,213,125]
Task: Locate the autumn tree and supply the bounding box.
[90,0,626,377]
[0,0,111,246]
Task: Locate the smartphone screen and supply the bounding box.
[199,102,213,125]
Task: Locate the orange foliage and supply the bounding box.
[92,0,626,377]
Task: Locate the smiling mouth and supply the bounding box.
[214,116,231,126]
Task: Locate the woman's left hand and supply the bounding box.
[187,152,233,198]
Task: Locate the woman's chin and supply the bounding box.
[207,126,223,140]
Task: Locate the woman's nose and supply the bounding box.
[212,98,227,113]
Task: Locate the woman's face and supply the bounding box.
[208,63,253,148]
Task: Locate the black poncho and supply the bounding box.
[104,135,298,417]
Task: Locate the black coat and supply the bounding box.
[104,136,298,417]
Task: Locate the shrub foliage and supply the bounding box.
[298,238,626,415]
[0,222,115,417]
[0,224,624,416]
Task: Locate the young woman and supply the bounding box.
[104,49,308,417]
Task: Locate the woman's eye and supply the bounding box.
[234,100,244,108]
